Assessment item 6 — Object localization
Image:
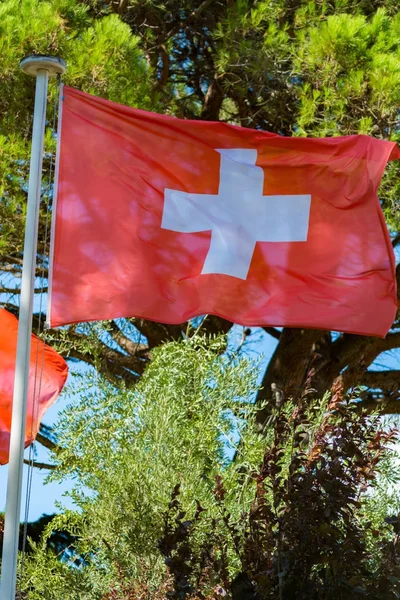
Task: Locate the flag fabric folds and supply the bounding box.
[48,86,399,336]
[0,309,68,465]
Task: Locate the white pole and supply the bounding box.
[0,55,66,600]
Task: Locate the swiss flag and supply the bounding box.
[0,309,68,464]
[48,86,399,336]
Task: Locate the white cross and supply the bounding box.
[161,149,311,279]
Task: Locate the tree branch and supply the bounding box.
[201,77,224,121]
[397,263,400,304]
[191,0,215,19]
[359,370,400,396]
[36,431,58,451]
[155,45,170,90]
[262,327,281,341]
[0,265,22,273]
[200,315,232,336]
[0,285,47,295]
[108,320,149,357]
[392,233,400,248]
[255,328,327,424]
[3,254,23,266]
[23,459,56,470]
[133,319,185,347]
[382,332,400,352]
[341,370,400,414]
[356,394,400,415]
[46,325,144,382]
[327,331,400,390]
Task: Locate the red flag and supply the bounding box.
[48,86,399,336]
[0,309,68,465]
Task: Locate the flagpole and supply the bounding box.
[0,55,66,600]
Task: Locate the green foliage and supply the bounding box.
[148,387,400,599]
[19,336,263,597]
[295,10,400,139]
[0,0,153,268]
[292,7,400,225]
[0,0,151,128]
[19,338,400,599]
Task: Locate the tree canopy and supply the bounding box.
[1,3,400,593]
[17,336,400,599]
[0,0,399,439]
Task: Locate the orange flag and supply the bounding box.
[0,309,68,465]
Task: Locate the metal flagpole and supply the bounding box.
[0,55,66,600]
